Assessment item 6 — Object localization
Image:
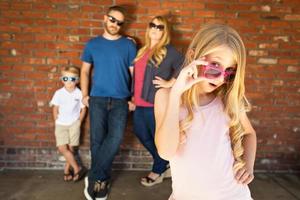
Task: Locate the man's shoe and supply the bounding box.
[84,176,95,200]
[94,180,110,200]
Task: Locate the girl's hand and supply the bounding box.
[153,76,173,88]
[234,164,254,185]
[171,59,208,95]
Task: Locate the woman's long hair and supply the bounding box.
[134,16,170,66]
[180,24,251,172]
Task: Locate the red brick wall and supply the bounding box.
[0,0,299,172]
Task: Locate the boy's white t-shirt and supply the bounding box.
[50,87,85,126]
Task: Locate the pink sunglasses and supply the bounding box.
[197,63,236,82]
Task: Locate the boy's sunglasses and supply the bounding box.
[149,22,164,31]
[197,63,236,82]
[107,15,124,26]
[61,76,79,82]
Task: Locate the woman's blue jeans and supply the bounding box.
[133,106,169,174]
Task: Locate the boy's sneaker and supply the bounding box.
[94,180,110,200]
[84,176,95,200]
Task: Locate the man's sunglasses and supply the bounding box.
[107,15,124,26]
[149,22,164,31]
[197,63,236,82]
[61,76,79,82]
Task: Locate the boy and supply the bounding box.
[50,66,87,182]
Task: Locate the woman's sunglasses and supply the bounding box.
[107,15,124,26]
[149,22,164,31]
[61,76,79,82]
[197,63,236,82]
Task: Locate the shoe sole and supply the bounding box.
[84,177,94,200]
[141,175,164,187]
[95,196,107,200]
[164,168,172,178]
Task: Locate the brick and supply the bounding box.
[284,15,300,21]
[287,66,298,72]
[13,65,34,71]
[46,58,69,65]
[57,20,79,26]
[194,10,215,18]
[279,59,298,65]
[138,1,160,7]
[35,35,57,41]
[47,12,68,19]
[259,43,279,49]
[258,58,278,65]
[35,19,57,26]
[249,50,268,57]
[21,11,46,18]
[273,36,289,42]
[24,58,46,65]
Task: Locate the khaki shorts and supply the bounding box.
[55,120,81,147]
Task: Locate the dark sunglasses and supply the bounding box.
[107,15,124,26]
[197,63,236,82]
[149,22,164,31]
[61,76,79,82]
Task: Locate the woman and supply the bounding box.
[131,16,184,187]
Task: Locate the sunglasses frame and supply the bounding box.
[61,76,79,82]
[198,63,236,82]
[149,22,164,31]
[107,15,124,26]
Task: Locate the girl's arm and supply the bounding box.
[154,59,208,160]
[154,88,181,160]
[235,112,257,184]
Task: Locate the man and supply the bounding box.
[81,5,136,200]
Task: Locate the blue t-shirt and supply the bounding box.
[81,36,137,98]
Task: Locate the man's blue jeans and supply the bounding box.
[133,106,169,174]
[88,96,128,181]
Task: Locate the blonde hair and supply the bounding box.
[134,16,170,66]
[180,24,251,172]
[62,66,80,76]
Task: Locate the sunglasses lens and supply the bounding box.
[157,25,164,31]
[149,22,164,31]
[149,22,155,28]
[61,76,78,82]
[224,69,236,82]
[117,22,124,26]
[204,68,222,79]
[108,15,123,26]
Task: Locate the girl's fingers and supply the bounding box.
[243,174,254,185]
[239,171,250,184]
[235,168,246,181]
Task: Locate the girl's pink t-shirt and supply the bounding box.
[169,97,252,200]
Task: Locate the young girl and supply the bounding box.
[155,24,256,199]
[130,16,184,186]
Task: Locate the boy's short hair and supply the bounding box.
[107,5,126,17]
[62,66,80,76]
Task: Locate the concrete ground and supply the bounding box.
[0,170,299,200]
